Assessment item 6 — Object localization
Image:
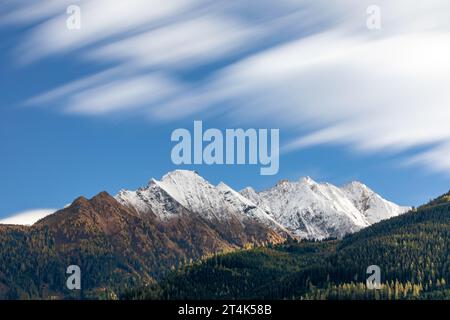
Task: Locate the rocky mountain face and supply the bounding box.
[39,183,288,269]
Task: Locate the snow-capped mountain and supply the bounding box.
[115,170,290,234]
[341,181,410,224]
[116,170,410,240]
[241,177,411,239]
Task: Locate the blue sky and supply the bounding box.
[1,0,450,221]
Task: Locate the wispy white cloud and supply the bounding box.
[4,0,450,175]
[24,67,124,107]
[0,0,78,25]
[0,209,56,226]
[65,74,182,115]
[219,31,450,152]
[16,0,197,62]
[202,1,450,175]
[87,15,259,69]
[25,68,183,115]
[406,143,450,176]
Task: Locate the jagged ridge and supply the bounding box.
[115,170,410,240]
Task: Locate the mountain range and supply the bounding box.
[0,170,411,299]
[115,170,410,240]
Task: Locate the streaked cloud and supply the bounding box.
[65,74,182,115]
[87,15,259,69]
[220,31,450,152]
[3,0,450,175]
[14,0,197,62]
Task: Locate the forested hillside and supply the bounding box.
[0,191,284,299]
[124,194,450,300]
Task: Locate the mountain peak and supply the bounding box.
[71,196,90,207]
[216,181,231,191]
[161,169,200,181]
[300,176,316,185]
[341,181,410,224]
[343,180,373,193]
[90,191,117,206]
[240,186,256,194]
[92,191,112,199]
[276,179,290,187]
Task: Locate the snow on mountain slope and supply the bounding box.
[216,182,289,232]
[240,177,410,240]
[342,181,411,224]
[116,177,187,220]
[115,170,289,233]
[240,187,272,213]
[117,170,223,220]
[255,178,369,239]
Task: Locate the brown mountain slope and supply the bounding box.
[0,191,287,298]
